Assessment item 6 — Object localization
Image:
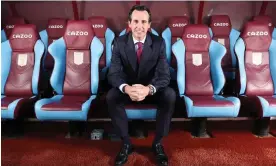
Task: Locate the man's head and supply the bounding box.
[128,5,151,41]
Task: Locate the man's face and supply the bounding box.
[128,10,151,40]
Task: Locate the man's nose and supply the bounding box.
[136,22,143,28]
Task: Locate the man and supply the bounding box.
[107,5,176,166]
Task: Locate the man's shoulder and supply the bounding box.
[149,33,164,44]
[114,33,128,45]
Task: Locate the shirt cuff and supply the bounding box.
[119,83,128,93]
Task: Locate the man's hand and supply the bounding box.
[132,84,150,101]
[124,85,140,101]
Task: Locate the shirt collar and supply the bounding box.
[132,35,146,44]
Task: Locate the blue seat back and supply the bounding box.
[48,20,104,96]
[235,21,276,96]
[172,24,226,96]
[39,18,67,71]
[1,24,44,96]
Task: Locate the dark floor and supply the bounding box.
[2,120,276,166]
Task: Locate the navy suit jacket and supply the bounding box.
[107,32,170,92]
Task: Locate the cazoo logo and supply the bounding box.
[6,25,15,29]
[12,34,32,38]
[172,23,187,27]
[92,24,104,28]
[213,23,229,26]
[247,31,269,36]
[48,25,64,28]
[67,31,89,36]
[186,34,208,38]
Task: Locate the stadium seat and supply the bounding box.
[119,26,159,36]
[1,25,44,119]
[88,16,115,80]
[39,18,67,71]
[34,20,103,121]
[209,15,240,81]
[253,15,276,39]
[162,16,189,80]
[235,21,276,136]
[172,24,241,137]
[1,17,26,43]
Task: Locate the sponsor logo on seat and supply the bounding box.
[67,31,89,36]
[6,25,15,29]
[268,23,272,26]
[172,23,187,27]
[92,24,104,28]
[12,34,33,38]
[213,23,229,26]
[48,25,64,28]
[247,31,269,36]
[186,34,208,39]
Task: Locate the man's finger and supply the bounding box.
[132,84,144,87]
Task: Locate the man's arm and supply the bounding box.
[107,39,127,90]
[149,40,170,92]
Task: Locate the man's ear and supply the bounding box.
[128,21,131,28]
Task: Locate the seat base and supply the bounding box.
[35,95,96,121]
[190,118,212,138]
[1,96,38,119]
[253,117,271,137]
[184,95,240,117]
[65,121,87,139]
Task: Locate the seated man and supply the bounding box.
[107,5,176,166]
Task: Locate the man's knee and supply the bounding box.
[106,88,122,104]
[160,87,176,103]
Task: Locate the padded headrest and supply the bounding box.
[47,18,67,39]
[88,16,107,38]
[168,16,189,37]
[9,24,38,52]
[241,21,272,51]
[4,17,26,37]
[64,20,94,50]
[253,15,274,33]
[182,24,211,52]
[210,15,232,37]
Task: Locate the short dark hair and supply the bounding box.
[128,5,151,23]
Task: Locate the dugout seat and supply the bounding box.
[162,16,189,80]
[88,16,115,80]
[1,25,44,119]
[39,18,67,71]
[172,24,241,137]
[235,21,276,136]
[209,15,240,80]
[34,20,104,121]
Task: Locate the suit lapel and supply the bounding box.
[124,33,137,72]
[138,33,153,78]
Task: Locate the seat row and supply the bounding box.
[1,16,276,136]
[2,15,276,83]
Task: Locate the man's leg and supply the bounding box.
[154,87,176,144]
[106,88,133,165]
[106,88,130,144]
[152,87,176,166]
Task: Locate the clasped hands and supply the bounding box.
[124,84,150,102]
